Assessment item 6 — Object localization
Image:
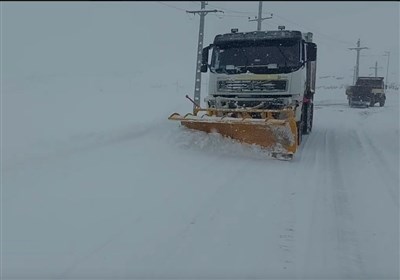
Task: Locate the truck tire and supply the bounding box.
[369,100,375,107]
[349,99,353,107]
[379,100,385,107]
[297,121,303,146]
[309,103,314,133]
[302,103,313,135]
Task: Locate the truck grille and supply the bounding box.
[218,80,287,93]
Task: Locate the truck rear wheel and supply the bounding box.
[302,103,313,135]
[297,121,303,146]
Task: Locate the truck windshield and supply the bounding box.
[356,78,384,88]
[210,40,301,74]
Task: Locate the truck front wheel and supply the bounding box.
[379,100,385,107]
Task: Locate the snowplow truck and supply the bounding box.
[346,77,386,107]
[169,29,317,159]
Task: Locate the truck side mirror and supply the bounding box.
[307,43,317,62]
[201,45,212,73]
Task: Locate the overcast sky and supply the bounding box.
[3,1,399,86]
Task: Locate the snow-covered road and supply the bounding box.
[3,76,399,279]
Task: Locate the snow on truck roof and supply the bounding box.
[213,30,312,45]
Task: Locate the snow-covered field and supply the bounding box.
[3,73,399,279]
[3,2,399,279]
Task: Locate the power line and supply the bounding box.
[206,3,255,15]
[273,14,354,46]
[212,13,251,18]
[156,1,187,12]
[157,2,358,52]
[197,2,360,47]
[205,3,354,47]
[274,17,355,49]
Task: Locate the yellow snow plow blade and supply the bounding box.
[168,108,298,159]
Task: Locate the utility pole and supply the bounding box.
[369,61,382,77]
[187,2,222,113]
[248,1,272,31]
[383,51,390,88]
[348,39,368,84]
[257,1,262,31]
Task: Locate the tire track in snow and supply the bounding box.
[355,129,399,207]
[274,160,306,274]
[273,132,318,275]
[326,129,367,278]
[276,189,296,274]
[59,217,143,279]
[277,124,350,276]
[269,126,326,275]
[135,158,251,272]
[301,127,330,277]
[299,126,368,278]
[296,127,333,277]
